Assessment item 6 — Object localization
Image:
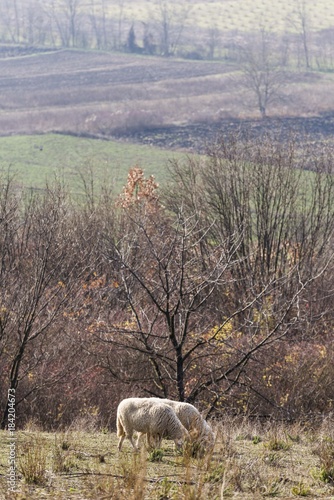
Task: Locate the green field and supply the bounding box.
[0,134,183,191]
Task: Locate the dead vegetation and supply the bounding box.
[1,417,334,499]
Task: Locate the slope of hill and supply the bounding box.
[1,48,334,147]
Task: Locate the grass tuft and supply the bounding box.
[19,436,48,485]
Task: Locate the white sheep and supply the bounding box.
[116,397,189,452]
[142,398,215,455]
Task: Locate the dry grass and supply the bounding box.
[0,416,334,498]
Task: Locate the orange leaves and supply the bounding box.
[117,166,159,209]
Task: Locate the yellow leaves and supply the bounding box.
[204,321,236,342]
[89,277,105,289]
[0,306,7,323]
[56,403,64,422]
[116,318,137,331]
[263,374,273,388]
[318,345,327,358]
[80,404,99,417]
[280,393,290,405]
[252,296,275,331]
[284,354,294,363]
[87,320,107,334]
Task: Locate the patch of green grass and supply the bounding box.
[148,447,164,462]
[0,133,184,192]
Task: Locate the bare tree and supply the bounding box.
[115,0,125,50]
[89,0,111,50]
[207,25,221,60]
[23,1,48,46]
[153,0,192,56]
[287,0,312,69]
[165,135,334,300]
[0,177,96,429]
[46,0,82,47]
[237,29,288,118]
[87,160,334,416]
[0,0,21,42]
[159,137,334,413]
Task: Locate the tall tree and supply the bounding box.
[0,177,96,429]
[90,157,334,415]
[154,0,192,56]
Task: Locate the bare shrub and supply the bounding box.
[19,436,48,485]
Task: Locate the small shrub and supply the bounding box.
[260,478,281,497]
[52,445,78,473]
[119,451,147,494]
[291,481,311,496]
[61,439,70,451]
[183,439,206,459]
[157,476,174,499]
[287,433,301,443]
[314,437,334,483]
[205,461,225,484]
[266,430,291,451]
[19,438,48,485]
[263,452,282,467]
[23,418,42,432]
[148,448,164,462]
[252,435,262,444]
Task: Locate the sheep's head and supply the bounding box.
[174,428,190,451]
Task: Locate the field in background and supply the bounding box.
[0,0,334,185]
[0,49,238,137]
[107,0,334,34]
[0,133,181,191]
[1,48,334,144]
[0,417,334,499]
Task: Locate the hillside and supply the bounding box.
[1,47,334,154]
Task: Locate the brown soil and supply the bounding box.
[111,113,334,153]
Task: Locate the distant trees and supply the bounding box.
[236,29,288,118]
[0,0,20,42]
[287,0,312,69]
[153,0,192,56]
[0,0,331,75]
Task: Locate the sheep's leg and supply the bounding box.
[118,435,125,451]
[147,433,159,449]
[146,433,152,448]
[154,434,162,449]
[125,431,138,452]
[129,436,139,452]
[118,431,138,452]
[136,432,145,449]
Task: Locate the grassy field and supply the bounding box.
[114,0,334,34]
[0,49,238,137]
[0,417,334,499]
[1,47,334,142]
[0,133,183,191]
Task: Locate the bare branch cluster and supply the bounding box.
[1,135,334,428]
